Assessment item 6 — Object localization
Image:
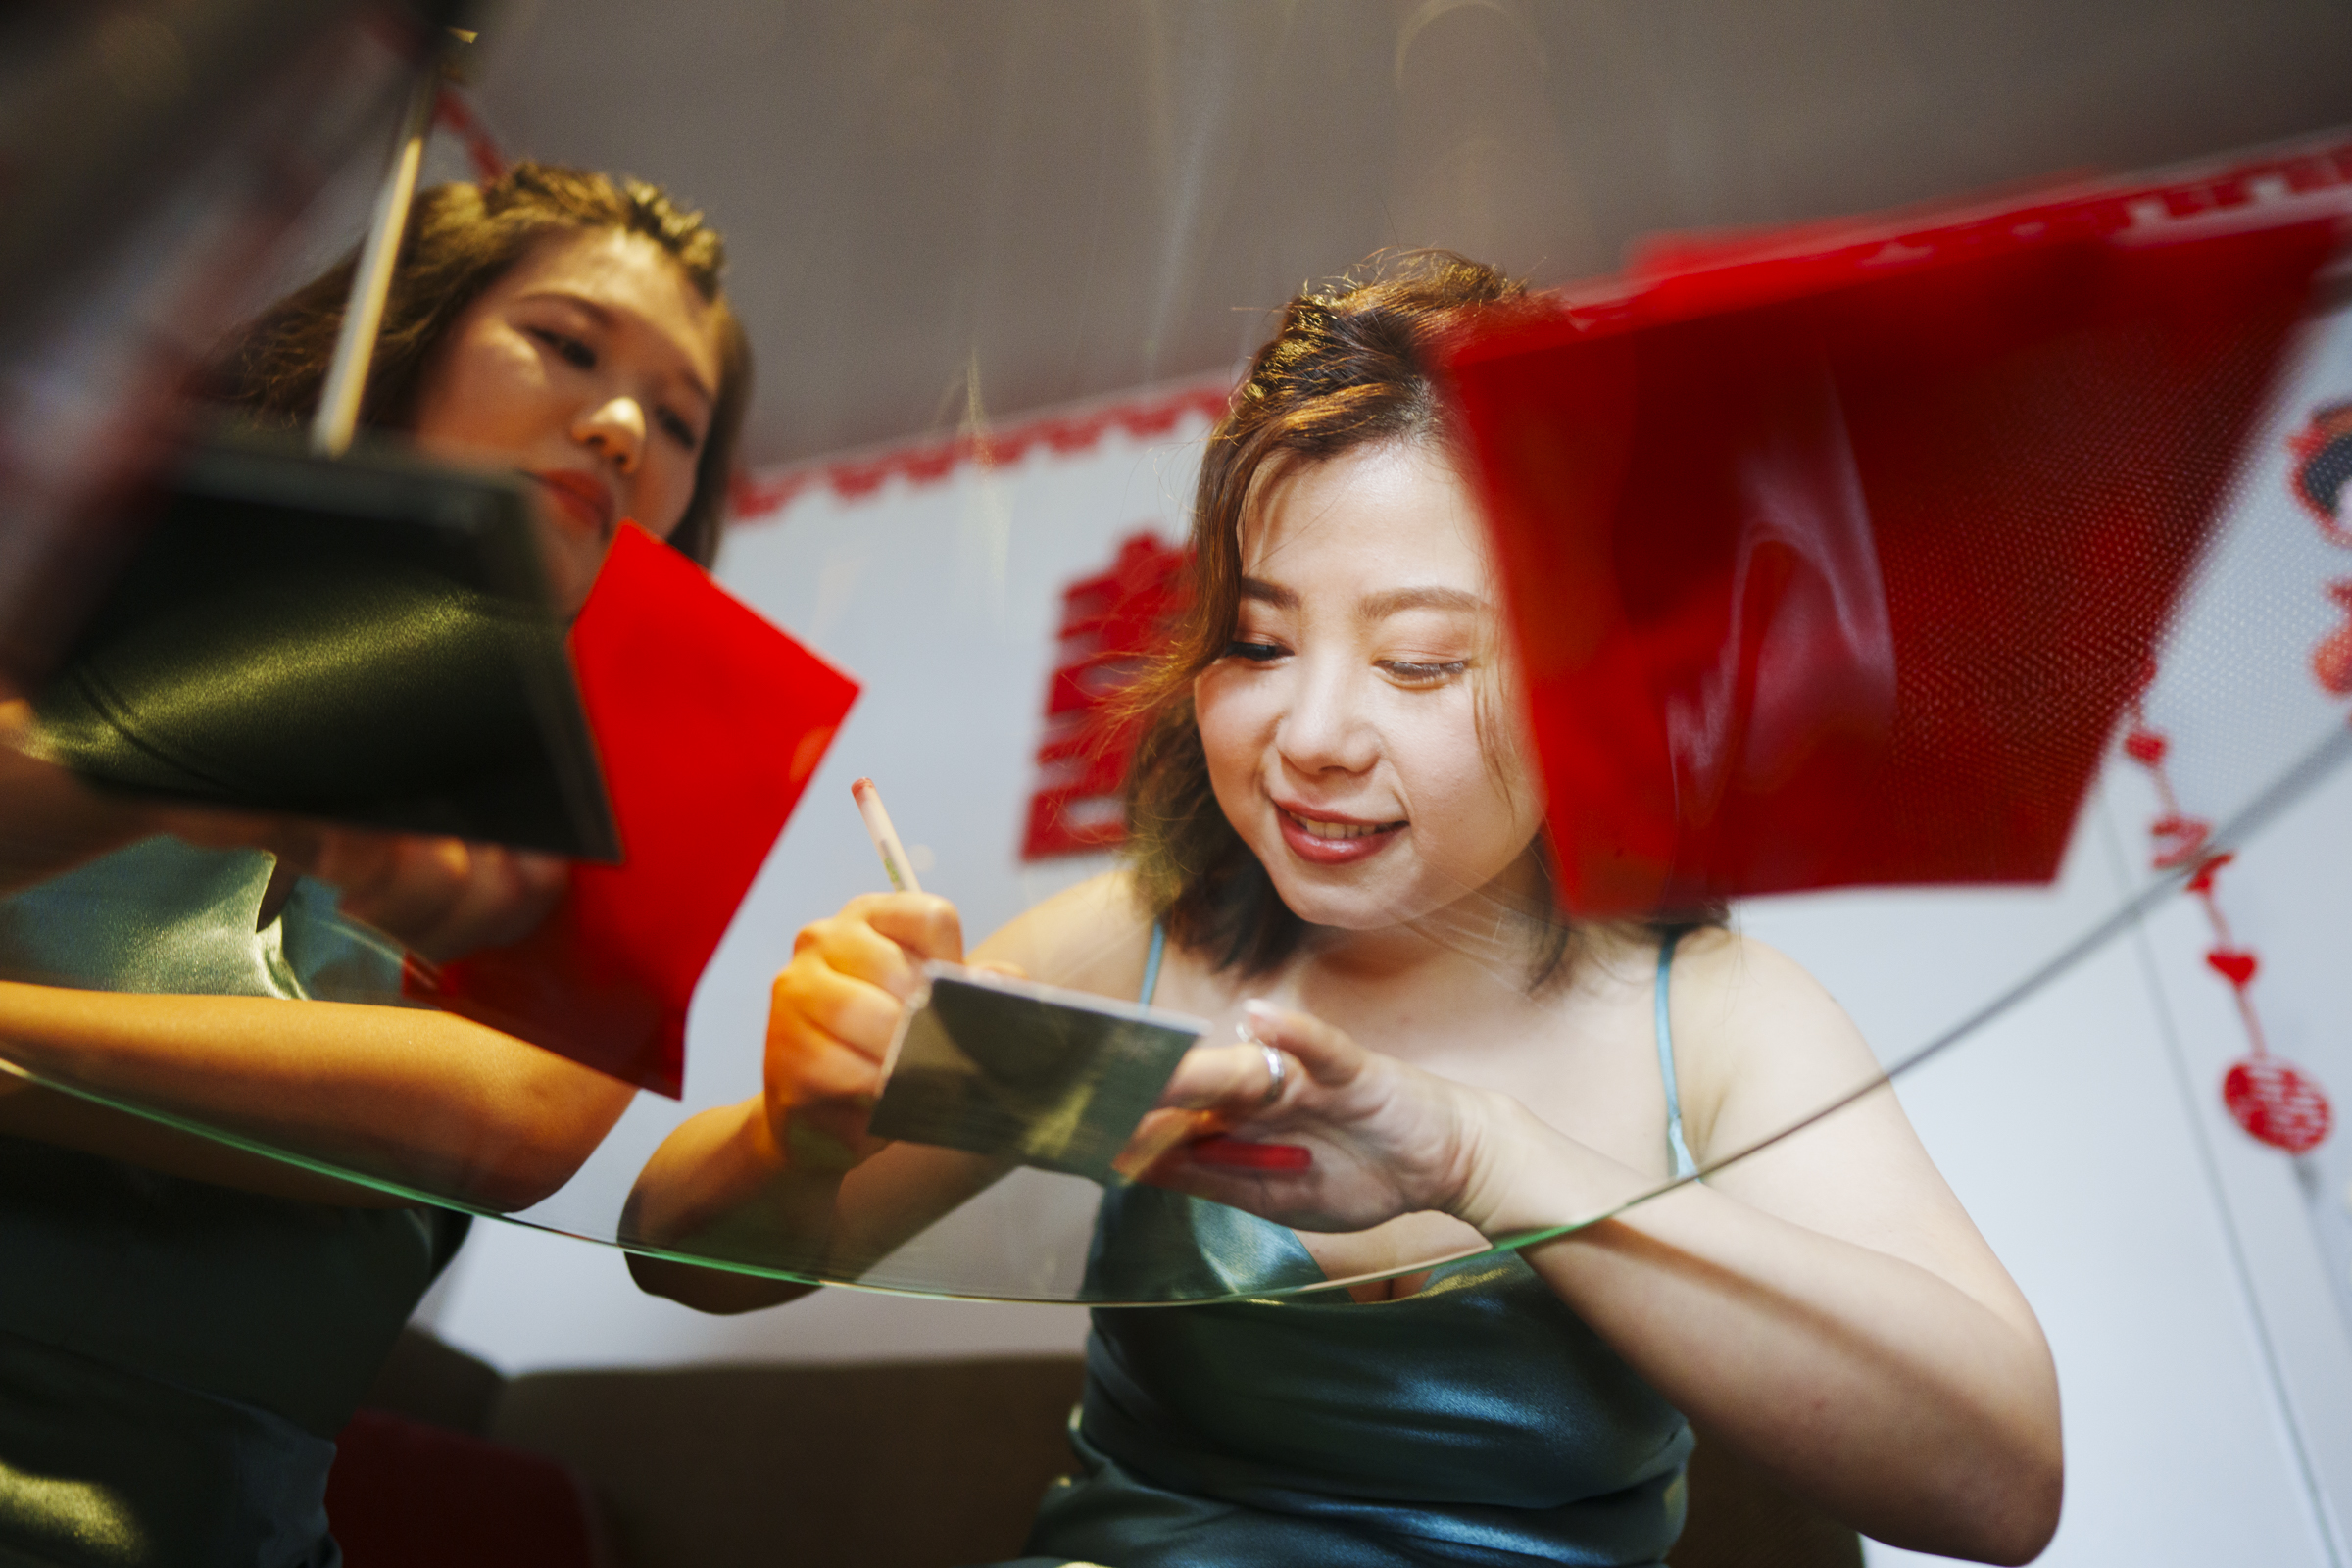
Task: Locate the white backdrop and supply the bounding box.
[422,341,2352,1564]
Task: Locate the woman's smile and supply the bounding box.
[1276,802,1407,864]
[1279,804,1401,864]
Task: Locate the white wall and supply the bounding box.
[423,338,2352,1563]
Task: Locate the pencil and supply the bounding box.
[851,777,922,894]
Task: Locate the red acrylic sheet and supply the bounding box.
[411,524,858,1097]
[1447,197,2342,917]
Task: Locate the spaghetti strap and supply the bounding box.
[1141,922,1166,1006]
[1656,931,1697,1180]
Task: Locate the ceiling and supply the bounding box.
[462,0,2352,470]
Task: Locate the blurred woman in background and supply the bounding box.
[0,163,748,1568]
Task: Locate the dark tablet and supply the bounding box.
[27,435,621,860]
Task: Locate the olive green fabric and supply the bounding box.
[0,838,464,1566]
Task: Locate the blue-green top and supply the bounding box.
[0,837,462,1567]
[999,928,1696,1566]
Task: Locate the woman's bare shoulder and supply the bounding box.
[1661,926,1887,1150]
[969,867,1155,999]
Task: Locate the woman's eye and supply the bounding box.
[656,407,701,451]
[1381,659,1469,687]
[1225,639,1286,662]
[530,327,596,370]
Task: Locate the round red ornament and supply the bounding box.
[2223,1057,2334,1155]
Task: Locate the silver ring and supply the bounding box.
[1234,1019,1285,1106]
[1257,1042,1286,1105]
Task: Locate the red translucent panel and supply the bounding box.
[1450,198,2341,916]
[415,525,858,1096]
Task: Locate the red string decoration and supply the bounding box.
[2122,701,2333,1154]
[1020,531,1190,859]
[2122,399,2352,1155]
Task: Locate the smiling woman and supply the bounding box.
[627,254,2063,1567]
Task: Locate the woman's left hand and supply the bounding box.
[163,808,567,961]
[1131,1000,1511,1234]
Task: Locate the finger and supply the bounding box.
[339,838,470,945]
[1241,1000,1366,1087]
[511,850,567,900]
[404,846,557,959]
[462,847,567,948]
[843,892,965,966]
[1111,1106,1223,1181]
[770,953,907,1065]
[795,912,931,1002]
[770,1024,889,1107]
[1157,1040,1287,1114]
[965,959,1028,981]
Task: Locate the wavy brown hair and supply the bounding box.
[1122,254,1714,984]
[207,162,750,567]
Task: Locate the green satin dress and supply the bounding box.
[1001,930,1697,1568]
[0,839,466,1568]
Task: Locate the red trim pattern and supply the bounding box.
[727,383,1233,526]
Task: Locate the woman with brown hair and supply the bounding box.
[0,162,747,1567]
[629,255,2062,1566]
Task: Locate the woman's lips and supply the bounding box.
[528,470,616,541]
[1276,805,1405,865]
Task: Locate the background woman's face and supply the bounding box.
[1194,439,1543,931]
[409,226,723,612]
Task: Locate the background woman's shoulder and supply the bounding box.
[970,867,1155,1000]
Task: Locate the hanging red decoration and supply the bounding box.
[2224,1058,2335,1155]
[2113,389,2352,1155]
[2121,692,2332,1155]
[2205,948,2259,988]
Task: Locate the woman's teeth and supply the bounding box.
[1288,811,1395,840]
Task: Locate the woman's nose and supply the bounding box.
[575,396,647,475]
[1276,657,1378,776]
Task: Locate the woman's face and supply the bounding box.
[410,226,724,612]
[1194,439,1543,931]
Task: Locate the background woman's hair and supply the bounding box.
[1121,251,1717,984]
[206,162,751,568]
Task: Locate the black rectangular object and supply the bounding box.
[870,963,1206,1181]
[28,437,621,860]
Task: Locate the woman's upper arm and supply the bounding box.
[1675,933,2033,1321]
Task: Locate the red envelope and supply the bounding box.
[413,524,858,1097]
[1447,197,2339,916]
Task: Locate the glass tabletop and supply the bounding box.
[4,102,2349,1306]
[5,400,2348,1305]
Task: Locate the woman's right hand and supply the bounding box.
[760,892,965,1179]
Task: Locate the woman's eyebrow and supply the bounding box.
[1359,586,1487,618]
[1238,577,1298,609]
